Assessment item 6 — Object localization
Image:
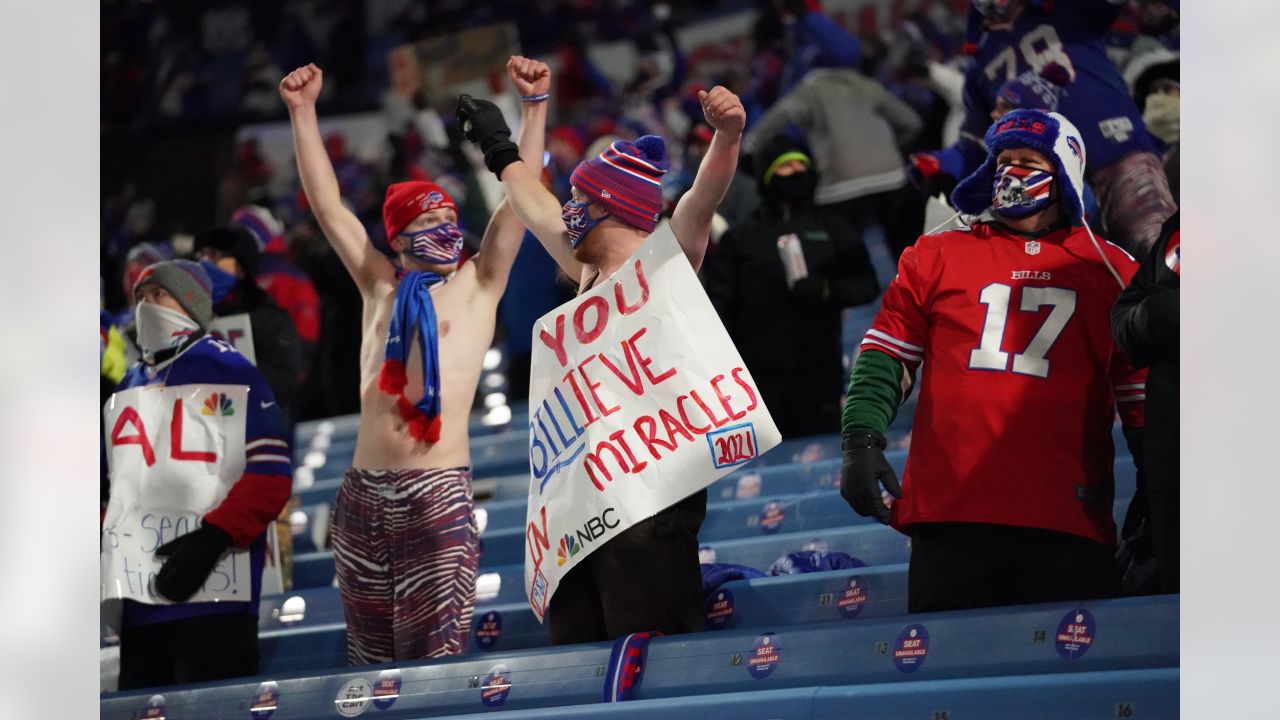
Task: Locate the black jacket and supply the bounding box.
[702,200,879,374]
[1112,212,1179,438]
[216,280,302,433]
[1111,212,1179,592]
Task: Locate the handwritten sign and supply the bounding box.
[101,383,251,624]
[523,227,781,621]
[209,314,256,365]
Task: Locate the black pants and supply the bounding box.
[118,612,258,690]
[548,490,708,644]
[907,522,1118,614]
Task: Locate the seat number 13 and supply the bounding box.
[969,283,1077,378]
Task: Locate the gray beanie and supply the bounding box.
[132,259,215,329]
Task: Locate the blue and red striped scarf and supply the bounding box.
[377,271,444,443]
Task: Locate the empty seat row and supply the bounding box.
[101,595,1178,719]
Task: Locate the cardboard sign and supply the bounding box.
[101,383,252,622]
[389,23,519,101]
[523,227,781,621]
[209,314,256,365]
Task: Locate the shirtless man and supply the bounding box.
[279,59,544,663]
[456,62,746,643]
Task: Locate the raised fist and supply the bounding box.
[279,63,323,111]
[507,55,551,98]
[698,86,746,140]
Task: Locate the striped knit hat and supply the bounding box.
[570,135,669,233]
[230,204,285,253]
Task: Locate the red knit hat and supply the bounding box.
[382,181,458,243]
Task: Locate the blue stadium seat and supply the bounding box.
[101,595,1178,718]
[257,564,916,660]
[417,669,1178,719]
[291,495,1132,590]
[291,451,1135,544]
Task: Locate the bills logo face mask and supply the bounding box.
[992,163,1055,219]
[400,223,464,264]
[562,200,610,249]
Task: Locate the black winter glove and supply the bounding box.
[791,276,830,307]
[839,429,902,524]
[154,522,233,602]
[455,94,521,177]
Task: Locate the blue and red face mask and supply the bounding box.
[991,163,1055,219]
[561,200,610,249]
[399,223,464,264]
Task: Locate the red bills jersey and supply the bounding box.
[862,222,1146,545]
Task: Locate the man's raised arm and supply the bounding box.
[281,64,395,295]
[474,57,559,294]
[669,86,746,272]
[456,73,584,281]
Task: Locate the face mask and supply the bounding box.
[200,260,237,304]
[991,163,1055,219]
[768,171,817,202]
[1143,93,1180,145]
[136,301,200,364]
[400,223,464,264]
[561,200,610,249]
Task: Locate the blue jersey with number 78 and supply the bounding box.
[959,2,1156,173]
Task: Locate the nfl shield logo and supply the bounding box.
[1025,240,1041,256]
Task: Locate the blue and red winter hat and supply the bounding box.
[570,136,669,233]
[951,108,1088,226]
[231,204,286,254]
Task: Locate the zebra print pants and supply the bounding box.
[331,466,478,664]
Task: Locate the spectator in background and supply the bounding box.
[1112,212,1179,593]
[117,242,176,330]
[498,162,576,402]
[1124,49,1179,203]
[216,138,275,222]
[231,204,322,368]
[777,0,863,96]
[289,215,364,420]
[908,62,1070,201]
[840,110,1146,612]
[105,260,291,689]
[939,0,1176,257]
[703,135,879,437]
[745,61,923,260]
[194,225,303,433]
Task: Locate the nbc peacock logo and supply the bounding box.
[201,392,235,417]
[555,534,581,566]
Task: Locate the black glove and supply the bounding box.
[839,429,902,524]
[791,276,830,307]
[455,93,520,177]
[154,523,233,602]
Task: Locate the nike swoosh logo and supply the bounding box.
[260,401,276,409]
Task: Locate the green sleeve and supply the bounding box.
[841,349,907,434]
